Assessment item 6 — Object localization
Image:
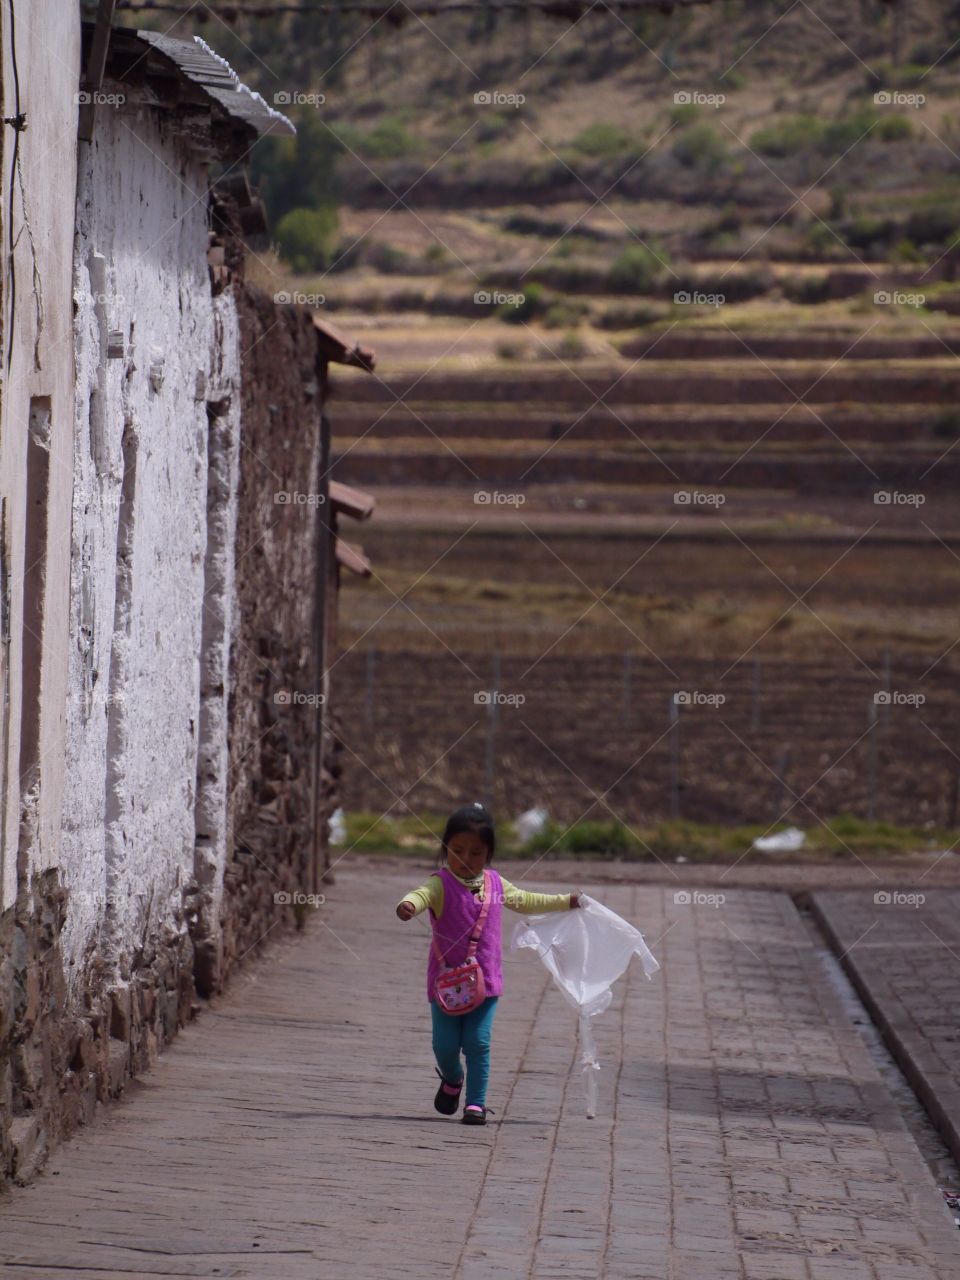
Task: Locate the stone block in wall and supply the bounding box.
[108,985,131,1042]
[138,982,155,1027]
[59,1066,98,1132]
[161,987,178,1043]
[106,1040,129,1098]
[69,1020,97,1074]
[9,1115,45,1187]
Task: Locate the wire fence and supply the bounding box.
[331,648,960,829]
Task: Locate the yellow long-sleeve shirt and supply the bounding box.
[398,866,573,917]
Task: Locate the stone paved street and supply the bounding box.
[0,871,957,1279]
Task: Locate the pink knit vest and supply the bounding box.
[426,866,504,1004]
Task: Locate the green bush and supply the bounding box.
[556,329,588,361]
[384,289,427,311]
[570,122,636,157]
[875,114,914,142]
[893,237,924,264]
[671,122,728,173]
[597,302,664,329]
[500,281,548,323]
[829,185,848,219]
[673,267,773,304]
[503,212,569,238]
[719,67,747,90]
[669,102,701,127]
[607,244,665,294]
[751,114,822,157]
[906,204,959,248]
[933,409,960,439]
[803,221,842,258]
[751,107,900,160]
[842,214,894,252]
[820,105,878,154]
[351,116,418,160]
[824,814,919,851]
[783,274,833,304]
[366,241,413,274]
[866,61,929,90]
[495,338,526,360]
[475,111,511,143]
[566,819,635,854]
[423,243,448,265]
[275,206,340,273]
[543,299,591,328]
[340,810,445,853]
[525,819,638,857]
[712,202,746,232]
[529,259,604,293]
[251,115,345,227]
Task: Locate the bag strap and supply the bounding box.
[432,869,492,968]
[465,869,492,961]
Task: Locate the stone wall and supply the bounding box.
[214,285,334,989]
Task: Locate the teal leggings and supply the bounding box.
[431,995,499,1108]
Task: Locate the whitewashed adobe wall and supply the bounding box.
[0,2,81,909]
[0,26,316,1189]
[64,99,241,994]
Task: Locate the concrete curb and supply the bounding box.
[809,891,960,1173]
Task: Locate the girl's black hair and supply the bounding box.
[439,801,496,864]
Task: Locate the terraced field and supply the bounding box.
[329,320,960,834]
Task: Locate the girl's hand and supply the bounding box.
[397,901,416,921]
[570,890,584,909]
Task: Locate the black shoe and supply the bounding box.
[434,1067,464,1115]
[461,1104,494,1125]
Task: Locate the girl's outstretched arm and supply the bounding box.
[499,877,582,913]
[396,876,443,920]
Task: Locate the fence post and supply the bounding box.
[775,748,791,818]
[882,646,891,733]
[867,698,878,822]
[485,652,500,808]
[365,645,376,730]
[751,654,761,734]
[669,695,680,820]
[621,651,632,730]
[949,770,960,830]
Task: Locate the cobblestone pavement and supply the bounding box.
[811,887,960,1174]
[0,873,957,1279]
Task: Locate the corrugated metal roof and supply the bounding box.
[135,30,295,138]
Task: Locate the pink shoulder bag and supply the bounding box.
[432,869,492,1015]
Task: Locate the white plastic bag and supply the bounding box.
[752,825,805,853]
[513,806,549,845]
[510,894,660,1117]
[328,807,346,847]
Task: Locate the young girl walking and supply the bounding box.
[396,802,581,1125]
